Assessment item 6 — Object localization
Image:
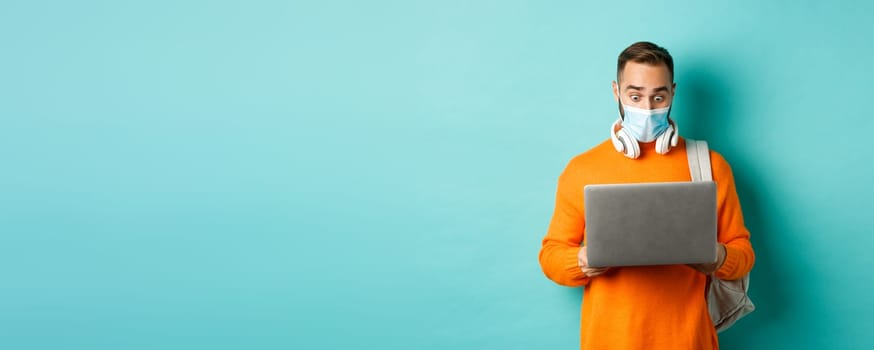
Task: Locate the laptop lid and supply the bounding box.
[583,181,717,267]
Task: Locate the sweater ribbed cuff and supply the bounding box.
[714,245,742,280]
[566,247,590,284]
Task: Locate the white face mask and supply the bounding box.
[620,104,671,142]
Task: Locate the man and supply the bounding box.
[538,41,755,349]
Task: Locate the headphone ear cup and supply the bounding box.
[617,128,640,159]
[655,124,675,155]
[610,120,626,153]
[670,121,679,147]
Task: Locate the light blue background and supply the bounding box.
[2,1,872,349]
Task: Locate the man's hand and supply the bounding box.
[578,246,611,277]
[688,243,727,275]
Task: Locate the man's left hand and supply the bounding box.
[688,243,726,275]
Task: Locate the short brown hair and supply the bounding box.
[617,41,674,82]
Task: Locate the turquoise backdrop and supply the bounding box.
[2,1,873,349]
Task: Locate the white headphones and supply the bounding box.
[610,118,679,159]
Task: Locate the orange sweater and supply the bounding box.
[539,138,754,350]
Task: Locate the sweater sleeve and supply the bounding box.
[539,161,590,287]
[710,152,755,281]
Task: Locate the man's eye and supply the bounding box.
[654,96,664,102]
[630,96,640,102]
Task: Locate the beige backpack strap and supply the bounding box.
[686,139,712,182]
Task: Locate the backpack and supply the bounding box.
[686,139,755,333]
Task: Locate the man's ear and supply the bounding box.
[672,82,677,96]
[612,81,620,102]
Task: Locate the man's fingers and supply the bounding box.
[687,262,714,274]
[582,266,611,277]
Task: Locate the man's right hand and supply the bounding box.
[578,246,611,277]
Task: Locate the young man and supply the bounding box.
[538,42,755,349]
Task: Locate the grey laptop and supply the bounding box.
[583,181,717,267]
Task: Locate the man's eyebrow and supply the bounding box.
[624,85,670,92]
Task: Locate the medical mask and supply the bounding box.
[620,104,671,142]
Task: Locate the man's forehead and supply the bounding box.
[618,61,673,89]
